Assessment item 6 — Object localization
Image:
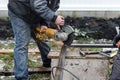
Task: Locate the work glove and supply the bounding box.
[113,34,120,47]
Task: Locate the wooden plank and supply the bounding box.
[0,67,51,76]
[0,49,13,54]
[0,49,40,54]
[51,59,109,80]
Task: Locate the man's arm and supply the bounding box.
[49,0,60,12]
[30,0,57,22]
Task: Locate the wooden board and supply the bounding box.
[0,49,40,54]
[0,67,51,76]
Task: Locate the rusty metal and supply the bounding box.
[70,44,116,48]
[0,67,51,76]
[55,45,67,80]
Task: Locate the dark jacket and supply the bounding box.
[8,0,60,25]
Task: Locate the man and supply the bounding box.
[8,0,64,80]
[109,34,120,80]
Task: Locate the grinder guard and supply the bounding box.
[61,25,74,46]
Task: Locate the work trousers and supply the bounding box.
[8,10,51,80]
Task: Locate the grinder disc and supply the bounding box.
[63,32,74,46]
[61,25,74,46]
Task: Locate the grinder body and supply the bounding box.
[35,25,74,46]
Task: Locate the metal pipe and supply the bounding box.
[55,45,67,80]
[70,44,116,48]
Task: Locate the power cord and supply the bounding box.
[51,66,80,80]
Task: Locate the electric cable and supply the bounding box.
[51,66,80,80]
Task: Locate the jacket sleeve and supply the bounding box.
[49,0,60,12]
[30,0,56,22]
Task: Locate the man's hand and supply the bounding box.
[55,15,65,26]
[38,25,48,32]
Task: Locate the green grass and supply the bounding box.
[28,59,42,68]
[8,43,14,49]
[0,53,14,69]
[30,74,50,80]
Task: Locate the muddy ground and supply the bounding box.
[0,16,120,40]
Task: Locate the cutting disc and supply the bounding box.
[62,25,74,46]
[63,32,74,46]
